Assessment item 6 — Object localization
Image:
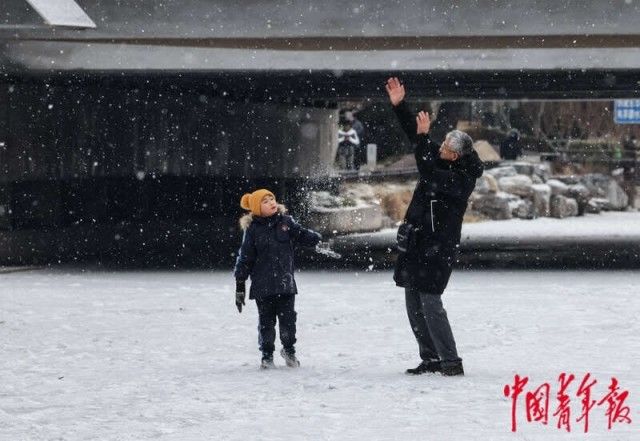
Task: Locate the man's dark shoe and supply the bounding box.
[405,360,440,375]
[440,361,464,377]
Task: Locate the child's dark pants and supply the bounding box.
[256,294,297,355]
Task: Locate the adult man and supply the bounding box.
[385,77,484,376]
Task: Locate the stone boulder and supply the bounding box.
[531,184,552,217]
[474,174,499,194]
[471,192,513,220]
[534,163,551,182]
[498,174,534,197]
[589,198,610,212]
[605,180,629,210]
[550,195,579,218]
[310,189,384,234]
[512,198,535,219]
[576,174,628,210]
[511,162,536,177]
[555,175,582,185]
[567,184,591,215]
[473,140,501,162]
[585,199,603,214]
[486,166,518,180]
[546,179,569,196]
[509,162,550,182]
[308,205,383,234]
[579,173,610,198]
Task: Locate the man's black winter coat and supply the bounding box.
[392,101,484,294]
[234,212,321,301]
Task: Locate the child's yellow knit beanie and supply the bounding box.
[240,189,275,217]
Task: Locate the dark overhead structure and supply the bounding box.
[1,0,640,264]
[3,0,640,99]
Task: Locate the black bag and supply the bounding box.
[396,222,419,253]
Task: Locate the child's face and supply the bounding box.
[260,195,278,217]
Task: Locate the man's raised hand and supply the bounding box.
[416,111,431,135]
[385,77,405,106]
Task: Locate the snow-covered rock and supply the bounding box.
[567,184,591,215]
[308,205,383,234]
[474,174,499,194]
[504,162,550,182]
[471,191,513,220]
[512,198,535,219]
[579,173,610,198]
[531,183,551,217]
[605,180,629,210]
[534,163,551,182]
[511,162,536,177]
[546,179,569,196]
[531,174,544,184]
[550,195,579,218]
[586,198,603,214]
[485,165,517,180]
[310,189,383,234]
[498,174,533,197]
[472,140,501,162]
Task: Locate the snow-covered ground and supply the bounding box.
[1,269,638,440]
[461,211,640,245]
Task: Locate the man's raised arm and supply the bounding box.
[386,77,418,143]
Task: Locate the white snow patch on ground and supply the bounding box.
[462,211,640,242]
[1,269,638,440]
[337,211,640,248]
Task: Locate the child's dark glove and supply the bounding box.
[235,280,246,313]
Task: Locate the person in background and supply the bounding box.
[500,129,522,160]
[336,116,360,170]
[622,134,638,210]
[345,109,366,168]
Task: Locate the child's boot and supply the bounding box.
[280,348,300,368]
[260,353,275,369]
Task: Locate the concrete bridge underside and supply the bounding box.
[1,69,639,265]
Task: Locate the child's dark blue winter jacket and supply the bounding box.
[234,212,322,300]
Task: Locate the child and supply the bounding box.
[234,189,322,369]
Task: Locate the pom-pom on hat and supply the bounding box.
[240,189,275,217]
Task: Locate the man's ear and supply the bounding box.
[453,152,460,161]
